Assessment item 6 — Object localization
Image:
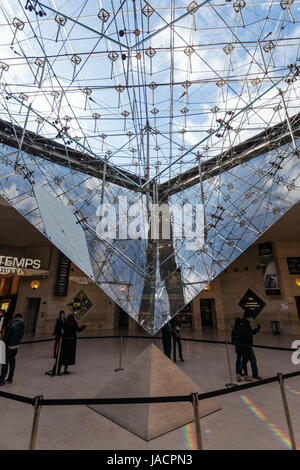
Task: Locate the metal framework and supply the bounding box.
[0,0,300,334]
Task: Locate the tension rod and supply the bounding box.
[278,88,299,157]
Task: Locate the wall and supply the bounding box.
[191,240,300,334]
[15,247,115,336]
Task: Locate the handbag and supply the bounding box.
[0,339,6,365]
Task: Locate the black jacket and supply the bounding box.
[4,317,25,347]
[53,317,65,336]
[239,318,260,346]
[231,318,243,345]
[60,321,86,366]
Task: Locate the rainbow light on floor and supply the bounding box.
[180,423,211,449]
[286,387,300,397]
[180,423,197,450]
[240,395,299,450]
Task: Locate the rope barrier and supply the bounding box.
[19,334,298,352]
[0,369,299,407]
[0,390,34,405]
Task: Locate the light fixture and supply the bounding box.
[31,280,40,290]
[296,278,300,287]
[204,284,211,291]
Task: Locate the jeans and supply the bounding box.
[0,347,18,381]
[173,336,183,361]
[242,345,258,377]
[235,345,248,375]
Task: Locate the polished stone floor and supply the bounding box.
[0,329,300,450]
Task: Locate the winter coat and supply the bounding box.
[53,317,65,337]
[239,318,260,346]
[231,318,243,345]
[60,321,86,366]
[3,317,25,348]
[172,325,181,339]
[161,323,172,348]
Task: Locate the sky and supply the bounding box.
[0,0,300,183]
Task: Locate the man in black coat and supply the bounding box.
[231,317,248,381]
[172,321,184,362]
[0,313,25,385]
[240,311,262,380]
[161,322,172,358]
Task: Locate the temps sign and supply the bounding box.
[0,256,41,274]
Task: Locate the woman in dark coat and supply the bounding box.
[46,314,90,376]
[53,310,65,359]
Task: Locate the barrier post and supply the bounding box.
[277,373,297,450]
[55,336,62,376]
[29,395,43,450]
[225,341,236,388]
[114,335,124,372]
[191,392,203,450]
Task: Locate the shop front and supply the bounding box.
[0,249,49,330]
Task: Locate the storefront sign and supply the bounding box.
[239,289,266,318]
[54,253,71,296]
[69,276,93,285]
[0,256,41,274]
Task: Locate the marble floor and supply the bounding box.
[0,329,300,450]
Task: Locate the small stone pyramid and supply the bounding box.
[89,343,221,441]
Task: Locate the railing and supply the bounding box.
[0,334,299,450]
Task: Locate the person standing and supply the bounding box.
[172,321,184,362]
[0,310,7,367]
[240,311,262,381]
[161,322,172,359]
[0,313,25,385]
[0,310,9,337]
[53,310,65,359]
[231,316,248,382]
[46,314,90,376]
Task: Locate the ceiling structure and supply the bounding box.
[0,0,299,334]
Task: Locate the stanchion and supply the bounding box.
[114,335,124,372]
[191,392,203,450]
[225,341,237,388]
[277,373,297,450]
[55,336,62,376]
[29,395,43,450]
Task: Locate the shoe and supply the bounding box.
[253,375,263,380]
[244,375,253,381]
[236,374,243,382]
[6,379,13,384]
[63,371,70,375]
[45,371,54,377]
[0,380,5,386]
[180,358,184,362]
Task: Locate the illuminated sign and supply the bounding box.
[239,289,266,318]
[0,256,41,274]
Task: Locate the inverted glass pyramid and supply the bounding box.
[0,1,299,334]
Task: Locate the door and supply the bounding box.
[295,297,300,321]
[25,298,41,333]
[200,298,217,328]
